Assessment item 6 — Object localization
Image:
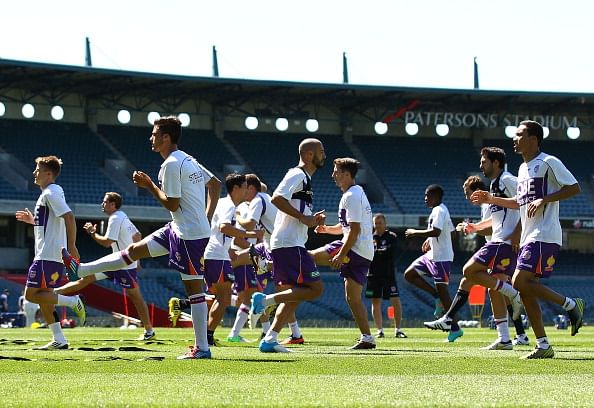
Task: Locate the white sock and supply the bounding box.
[361,333,375,343]
[80,250,132,277]
[495,280,518,298]
[261,321,271,334]
[229,304,249,337]
[536,336,550,349]
[494,317,510,343]
[56,295,77,307]
[264,295,277,307]
[49,322,67,343]
[230,294,238,308]
[288,321,301,338]
[562,297,576,311]
[263,329,279,343]
[189,294,209,351]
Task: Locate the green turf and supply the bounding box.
[1,327,593,407]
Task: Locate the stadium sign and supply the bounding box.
[404,111,578,130]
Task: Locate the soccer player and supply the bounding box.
[15,155,86,350]
[310,158,375,349]
[425,150,525,350]
[403,184,463,342]
[53,192,155,340]
[62,116,221,359]
[365,213,406,339]
[249,138,326,353]
[203,173,262,345]
[472,120,585,359]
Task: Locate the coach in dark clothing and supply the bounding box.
[365,214,406,338]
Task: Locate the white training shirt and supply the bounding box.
[105,210,139,270]
[231,201,256,251]
[480,203,492,242]
[338,185,374,261]
[33,183,71,262]
[426,203,455,262]
[270,167,313,250]
[489,171,520,244]
[204,196,236,261]
[516,152,578,246]
[158,150,213,240]
[246,192,278,248]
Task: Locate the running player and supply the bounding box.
[472,120,585,359]
[16,156,86,350]
[62,116,221,359]
[310,158,375,349]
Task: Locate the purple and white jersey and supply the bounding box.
[426,203,454,262]
[270,167,313,249]
[204,196,236,261]
[338,185,374,261]
[231,201,256,251]
[489,171,520,244]
[246,192,278,248]
[517,152,578,246]
[105,210,139,270]
[33,183,71,262]
[158,150,213,240]
[480,203,492,242]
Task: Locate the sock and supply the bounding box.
[562,297,576,311]
[229,304,249,337]
[450,321,461,332]
[507,305,526,335]
[288,321,301,338]
[377,328,384,334]
[494,317,510,342]
[494,280,518,299]
[189,294,209,351]
[79,250,133,277]
[230,294,238,308]
[263,329,279,343]
[536,336,550,349]
[447,290,469,319]
[361,333,374,342]
[261,321,271,334]
[49,322,67,343]
[56,295,77,308]
[264,295,277,307]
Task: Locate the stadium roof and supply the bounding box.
[2,58,594,121]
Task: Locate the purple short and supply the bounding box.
[324,240,371,286]
[409,254,452,284]
[203,259,234,289]
[150,223,208,278]
[516,241,560,278]
[471,242,517,277]
[26,260,66,289]
[102,269,139,289]
[271,246,320,286]
[232,264,257,293]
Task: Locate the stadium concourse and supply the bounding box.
[0,59,593,329]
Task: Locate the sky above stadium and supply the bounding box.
[1,0,591,93]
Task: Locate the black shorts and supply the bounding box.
[365,276,399,299]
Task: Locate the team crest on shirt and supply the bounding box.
[522,250,532,260]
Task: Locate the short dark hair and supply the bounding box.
[520,120,544,145]
[480,147,506,169]
[333,157,360,178]
[35,155,62,177]
[426,184,444,200]
[154,116,182,144]
[373,213,386,222]
[463,175,487,192]
[104,192,123,209]
[245,174,262,192]
[225,173,246,193]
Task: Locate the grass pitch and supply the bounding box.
[1,326,593,407]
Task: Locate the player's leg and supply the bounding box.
[53,274,97,295]
[371,298,383,336]
[207,281,232,344]
[126,286,154,339]
[344,277,375,349]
